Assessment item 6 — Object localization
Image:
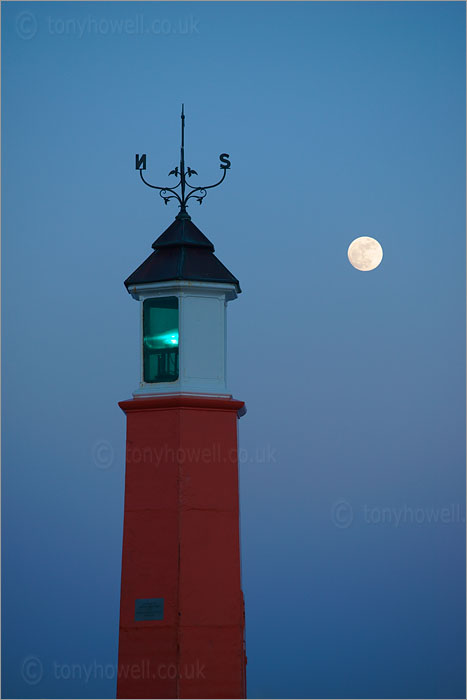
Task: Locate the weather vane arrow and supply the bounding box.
[135,104,231,220]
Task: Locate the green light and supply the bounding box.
[143,296,179,383]
[159,329,179,346]
[145,329,179,350]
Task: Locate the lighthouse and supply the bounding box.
[116,107,246,699]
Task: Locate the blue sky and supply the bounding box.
[2,2,465,698]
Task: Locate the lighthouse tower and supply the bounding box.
[116,108,246,699]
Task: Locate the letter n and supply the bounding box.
[135,153,146,170]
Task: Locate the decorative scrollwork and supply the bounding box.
[135,105,230,218]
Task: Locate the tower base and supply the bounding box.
[116,395,246,699]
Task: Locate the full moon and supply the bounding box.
[347,236,383,271]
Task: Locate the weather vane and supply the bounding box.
[135,104,231,220]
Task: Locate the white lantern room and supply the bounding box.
[125,213,240,398]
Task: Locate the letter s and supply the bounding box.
[219,153,231,170]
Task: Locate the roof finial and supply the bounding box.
[135,105,231,221]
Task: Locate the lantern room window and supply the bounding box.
[143,297,179,383]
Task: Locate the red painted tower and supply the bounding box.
[117,108,246,699]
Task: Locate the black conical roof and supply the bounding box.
[151,216,214,250]
[124,215,241,292]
